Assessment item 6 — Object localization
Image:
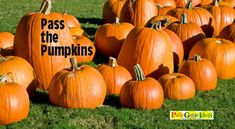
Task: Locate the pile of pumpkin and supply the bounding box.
[0,0,235,125]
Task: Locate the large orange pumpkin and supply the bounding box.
[120,0,158,26]
[0,75,29,125]
[0,32,14,56]
[118,22,174,79]
[189,38,235,79]
[168,1,215,37]
[73,36,95,63]
[206,0,235,36]
[62,13,80,28]
[48,58,107,108]
[179,55,217,91]
[120,64,164,109]
[97,57,132,95]
[95,18,134,57]
[103,0,126,23]
[158,73,195,100]
[14,0,73,90]
[166,14,206,58]
[0,55,37,96]
[218,23,235,42]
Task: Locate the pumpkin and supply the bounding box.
[174,0,201,7]
[0,55,37,96]
[166,13,206,58]
[158,73,195,100]
[48,58,107,108]
[146,15,179,28]
[0,75,29,125]
[120,0,158,26]
[73,36,96,63]
[118,22,174,79]
[95,18,134,57]
[62,13,80,28]
[218,23,235,42]
[155,0,176,8]
[168,0,215,37]
[103,0,126,23]
[189,38,235,79]
[179,55,217,91]
[69,27,88,37]
[206,0,235,36]
[120,64,164,109]
[14,0,73,90]
[0,32,14,56]
[97,57,132,95]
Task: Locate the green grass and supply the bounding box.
[0,0,235,128]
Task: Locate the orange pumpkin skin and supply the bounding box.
[73,36,96,63]
[0,56,37,96]
[103,0,126,23]
[158,73,195,100]
[0,76,29,125]
[62,13,80,28]
[14,0,73,90]
[157,6,175,16]
[201,0,213,5]
[95,18,134,57]
[206,0,235,36]
[174,0,201,7]
[166,14,206,58]
[221,0,235,7]
[0,32,14,56]
[218,23,235,42]
[97,57,132,95]
[120,0,158,26]
[168,2,215,37]
[155,0,176,8]
[49,59,107,109]
[118,24,174,79]
[146,15,179,29]
[120,64,164,109]
[189,38,235,79]
[179,55,217,91]
[69,27,88,37]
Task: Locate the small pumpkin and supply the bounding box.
[118,21,174,79]
[166,13,206,58]
[103,0,126,23]
[48,58,107,108]
[0,55,37,96]
[72,36,96,63]
[158,73,195,100]
[97,57,132,95]
[0,75,30,125]
[0,32,14,56]
[120,64,164,109]
[179,55,217,91]
[95,18,134,57]
[120,0,158,26]
[189,38,235,79]
[62,13,80,28]
[218,23,235,42]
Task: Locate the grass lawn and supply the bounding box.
[0,0,235,128]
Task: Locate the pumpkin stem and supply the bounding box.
[193,54,202,61]
[170,74,178,78]
[213,0,219,6]
[181,13,188,24]
[216,40,222,44]
[69,57,79,71]
[0,55,7,62]
[115,17,120,24]
[0,75,12,83]
[186,0,193,9]
[108,57,117,67]
[151,21,162,30]
[38,0,52,14]
[134,64,146,81]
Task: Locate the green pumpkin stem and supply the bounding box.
[193,54,202,62]
[151,21,162,30]
[186,0,193,9]
[108,57,117,67]
[134,64,146,81]
[0,75,12,83]
[115,17,120,24]
[38,0,52,14]
[181,13,188,24]
[0,55,7,62]
[69,57,79,71]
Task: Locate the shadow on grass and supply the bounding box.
[30,89,50,104]
[83,27,97,39]
[104,95,122,108]
[76,17,103,25]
